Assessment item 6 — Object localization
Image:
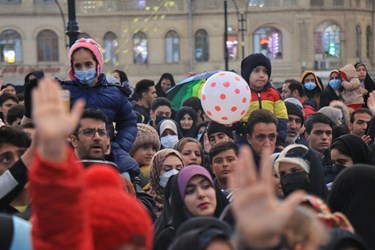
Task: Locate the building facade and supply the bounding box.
[0,0,374,85]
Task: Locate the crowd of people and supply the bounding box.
[0,37,374,249]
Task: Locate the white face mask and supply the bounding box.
[159,169,179,188]
[161,135,179,149]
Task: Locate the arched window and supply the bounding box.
[356,25,361,61]
[253,26,282,59]
[367,25,372,60]
[195,29,209,62]
[37,29,59,62]
[0,29,22,63]
[133,31,148,64]
[315,22,341,58]
[165,30,179,64]
[103,32,118,64]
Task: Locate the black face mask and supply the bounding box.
[280,171,310,197]
[155,115,169,126]
[333,164,347,175]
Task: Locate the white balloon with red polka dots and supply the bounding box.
[201,71,251,125]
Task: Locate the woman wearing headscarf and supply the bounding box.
[327,134,373,186]
[355,62,375,107]
[155,73,176,98]
[174,106,197,138]
[273,144,328,200]
[153,165,229,250]
[320,70,342,108]
[328,165,375,249]
[148,149,185,218]
[301,70,324,111]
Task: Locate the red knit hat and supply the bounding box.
[68,38,104,80]
[85,165,153,250]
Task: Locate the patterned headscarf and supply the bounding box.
[148,149,184,217]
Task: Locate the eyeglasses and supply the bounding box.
[77,128,108,137]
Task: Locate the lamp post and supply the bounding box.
[224,0,229,70]
[66,0,80,48]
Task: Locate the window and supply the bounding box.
[133,31,148,64]
[356,25,361,61]
[253,26,282,59]
[37,29,59,62]
[367,26,373,60]
[226,27,238,61]
[333,0,343,6]
[103,32,118,64]
[315,23,341,58]
[165,30,179,64]
[0,29,22,63]
[195,29,209,62]
[310,0,323,6]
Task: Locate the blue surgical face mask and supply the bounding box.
[329,79,341,89]
[304,81,317,91]
[159,169,179,188]
[74,68,97,86]
[161,135,179,149]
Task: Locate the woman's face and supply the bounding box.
[180,114,194,130]
[3,85,16,96]
[72,49,97,72]
[161,78,172,93]
[180,142,202,166]
[329,72,340,80]
[278,162,305,177]
[184,175,217,217]
[330,148,353,168]
[356,65,367,81]
[160,155,183,176]
[304,74,316,83]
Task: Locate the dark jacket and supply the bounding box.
[320,85,340,108]
[61,74,139,176]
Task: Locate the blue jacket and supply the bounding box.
[61,74,139,175]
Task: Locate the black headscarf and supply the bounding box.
[330,134,372,165]
[355,63,375,107]
[328,165,375,249]
[153,172,229,250]
[175,106,197,138]
[155,73,176,98]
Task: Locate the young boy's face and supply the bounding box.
[249,66,268,91]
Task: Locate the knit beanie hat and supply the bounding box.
[317,107,342,126]
[241,53,272,83]
[178,165,214,199]
[68,38,103,80]
[85,166,153,250]
[130,123,161,156]
[274,144,310,177]
[206,121,234,139]
[285,102,304,125]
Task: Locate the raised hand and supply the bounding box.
[229,145,305,249]
[32,77,85,161]
[367,91,375,115]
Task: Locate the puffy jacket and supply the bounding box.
[339,64,367,106]
[61,74,139,176]
[240,82,288,141]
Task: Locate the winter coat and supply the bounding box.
[339,64,367,106]
[61,74,139,176]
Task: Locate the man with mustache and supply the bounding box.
[284,102,306,146]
